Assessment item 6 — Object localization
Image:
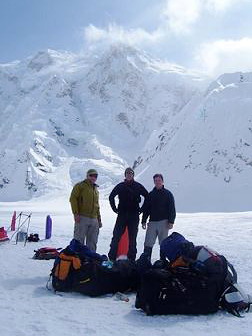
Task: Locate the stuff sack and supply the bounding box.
[135,266,223,315]
[33,247,61,260]
[72,259,139,297]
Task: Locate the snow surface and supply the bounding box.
[0,197,252,336]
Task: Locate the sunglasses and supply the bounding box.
[89,174,98,178]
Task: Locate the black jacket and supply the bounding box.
[142,186,176,223]
[109,180,148,214]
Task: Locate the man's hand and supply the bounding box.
[74,214,80,224]
[167,222,173,229]
[99,221,103,228]
[142,222,146,230]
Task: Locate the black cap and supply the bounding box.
[125,167,134,176]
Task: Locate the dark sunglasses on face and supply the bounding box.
[89,174,98,178]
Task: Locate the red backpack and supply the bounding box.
[33,247,61,260]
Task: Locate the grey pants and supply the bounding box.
[144,219,169,248]
[74,215,99,251]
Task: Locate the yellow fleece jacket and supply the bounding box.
[69,179,101,221]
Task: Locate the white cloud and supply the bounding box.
[162,0,247,34]
[81,1,252,76]
[206,0,244,12]
[196,37,252,76]
[163,0,202,34]
[83,0,244,49]
[83,1,249,49]
[84,24,163,49]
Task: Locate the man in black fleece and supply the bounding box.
[141,173,176,259]
[108,167,148,261]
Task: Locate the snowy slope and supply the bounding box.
[135,72,252,211]
[0,45,203,202]
[0,200,252,336]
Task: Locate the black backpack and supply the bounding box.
[135,246,228,315]
[135,265,225,315]
[72,259,139,297]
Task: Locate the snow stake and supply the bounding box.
[11,211,16,231]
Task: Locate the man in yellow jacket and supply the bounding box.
[69,169,102,251]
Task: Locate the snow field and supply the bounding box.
[0,199,252,336]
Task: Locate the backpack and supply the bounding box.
[71,259,138,297]
[136,242,228,316]
[135,261,225,315]
[143,231,251,317]
[51,249,82,292]
[33,247,61,260]
[49,239,108,293]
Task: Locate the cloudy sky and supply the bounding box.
[1,0,252,76]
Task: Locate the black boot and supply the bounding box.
[143,246,153,259]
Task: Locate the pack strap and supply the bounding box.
[46,274,63,296]
[226,261,237,284]
[46,274,53,291]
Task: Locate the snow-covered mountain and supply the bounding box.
[0,45,251,210]
[0,45,203,202]
[135,72,252,211]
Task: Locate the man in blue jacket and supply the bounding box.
[108,167,148,261]
[141,173,176,259]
